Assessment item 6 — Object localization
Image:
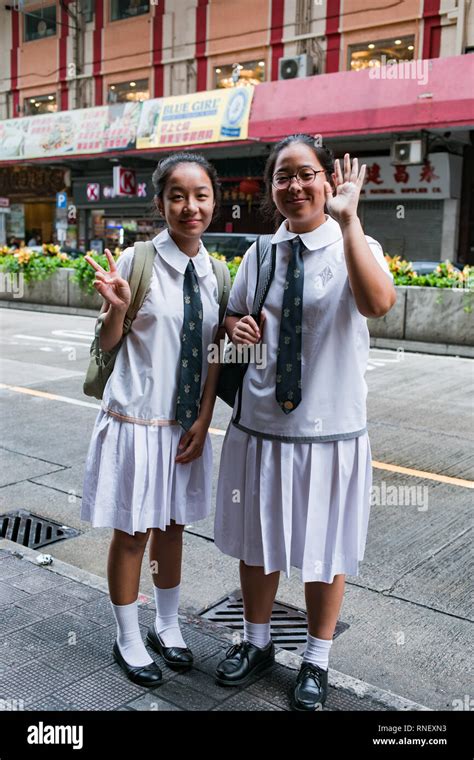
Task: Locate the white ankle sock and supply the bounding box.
[153,584,186,648]
[110,599,153,668]
[303,633,333,671]
[243,618,271,649]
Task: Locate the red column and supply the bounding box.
[196,0,208,91]
[325,0,341,73]
[93,0,104,105]
[59,0,69,110]
[422,0,441,59]
[10,8,20,116]
[152,0,165,97]
[270,0,284,81]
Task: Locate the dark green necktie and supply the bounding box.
[176,259,203,430]
[276,236,305,414]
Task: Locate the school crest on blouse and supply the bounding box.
[314,265,334,289]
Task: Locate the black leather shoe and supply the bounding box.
[215,640,275,687]
[146,625,193,671]
[291,662,328,711]
[112,641,163,687]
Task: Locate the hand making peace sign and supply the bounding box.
[84,249,131,313]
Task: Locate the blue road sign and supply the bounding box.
[56,192,67,209]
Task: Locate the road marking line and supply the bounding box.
[14,335,90,347]
[1,383,472,488]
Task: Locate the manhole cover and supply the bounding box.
[1,510,80,549]
[199,589,349,655]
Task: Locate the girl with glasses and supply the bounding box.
[214,134,396,710]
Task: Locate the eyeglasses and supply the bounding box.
[271,167,326,190]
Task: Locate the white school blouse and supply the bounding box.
[226,215,394,442]
[101,228,220,424]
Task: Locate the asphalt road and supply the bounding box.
[0,306,472,709]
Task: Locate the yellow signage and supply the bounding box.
[136,87,253,149]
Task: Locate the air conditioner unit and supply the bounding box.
[390,139,426,165]
[279,54,314,80]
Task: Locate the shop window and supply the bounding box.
[215,61,265,89]
[24,6,57,42]
[107,79,149,103]
[348,36,415,71]
[110,0,150,21]
[83,0,95,23]
[24,94,57,116]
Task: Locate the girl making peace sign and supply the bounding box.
[81,153,225,686]
[214,135,396,709]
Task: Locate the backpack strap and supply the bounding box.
[210,256,231,326]
[233,235,276,425]
[123,240,156,334]
[251,234,276,319]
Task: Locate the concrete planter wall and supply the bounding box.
[1,270,472,347]
[367,286,473,346]
[0,268,102,310]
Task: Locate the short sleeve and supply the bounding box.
[226,242,255,316]
[114,247,135,281]
[365,236,393,281]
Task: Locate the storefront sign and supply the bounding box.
[74,173,153,206]
[113,167,136,197]
[0,167,69,197]
[0,88,254,161]
[86,183,100,201]
[359,153,462,200]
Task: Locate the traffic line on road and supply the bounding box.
[372,460,473,488]
[1,382,472,488]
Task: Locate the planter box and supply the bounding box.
[367,287,406,340]
[1,272,472,347]
[0,268,102,311]
[0,268,69,306]
[404,286,474,346]
[67,271,102,309]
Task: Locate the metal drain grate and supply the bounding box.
[0,510,80,549]
[199,589,349,655]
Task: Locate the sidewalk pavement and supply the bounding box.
[0,541,430,712]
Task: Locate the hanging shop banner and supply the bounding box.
[136,87,253,149]
[0,87,254,161]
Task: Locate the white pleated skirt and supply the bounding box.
[214,423,373,583]
[81,409,212,534]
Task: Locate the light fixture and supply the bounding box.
[408,45,414,51]
[258,60,265,66]
[48,95,54,101]
[35,102,40,107]
[129,81,136,87]
[368,43,375,49]
[215,67,221,73]
[394,39,402,45]
[110,85,115,90]
[30,98,35,103]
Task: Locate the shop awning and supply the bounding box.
[248,54,474,141]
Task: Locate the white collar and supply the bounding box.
[271,215,342,251]
[152,228,210,277]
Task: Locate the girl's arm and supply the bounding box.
[325,154,396,319]
[340,217,396,318]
